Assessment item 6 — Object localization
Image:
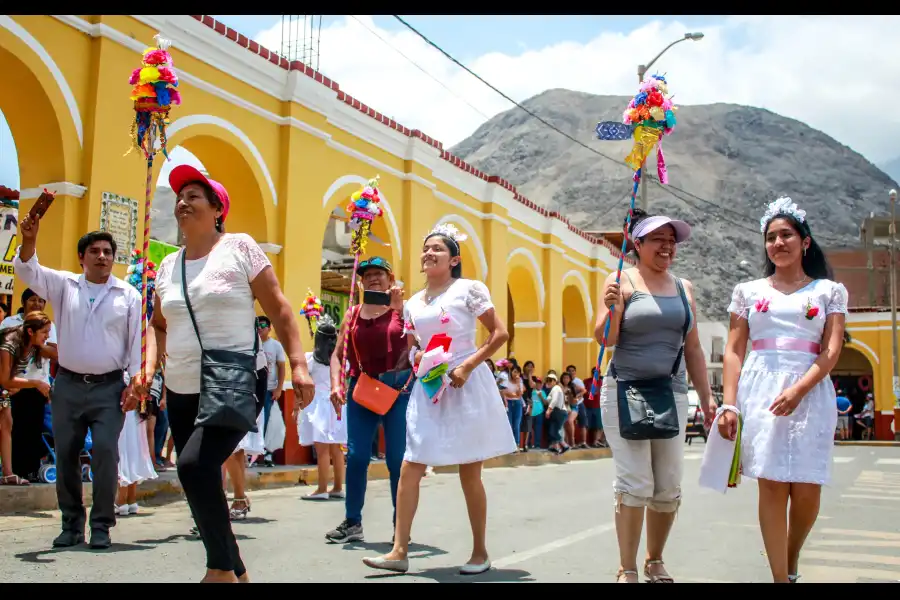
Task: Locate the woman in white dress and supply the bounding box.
[718,197,847,583]
[294,314,346,500]
[116,409,158,515]
[363,224,517,575]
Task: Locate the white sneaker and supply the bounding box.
[115,505,129,516]
[128,503,139,515]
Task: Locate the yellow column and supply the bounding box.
[484,214,509,358]
[542,241,565,372]
[277,113,328,351]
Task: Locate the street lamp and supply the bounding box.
[890,189,898,417]
[636,32,704,210]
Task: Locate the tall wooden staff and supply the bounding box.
[337,176,385,417]
[126,34,182,407]
[590,74,677,397]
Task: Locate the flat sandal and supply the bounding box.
[644,559,674,583]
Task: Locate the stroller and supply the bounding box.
[39,402,93,484]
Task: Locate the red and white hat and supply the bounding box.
[168,164,230,222]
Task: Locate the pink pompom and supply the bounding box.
[143,49,171,66]
[128,68,141,85]
[622,109,633,124]
[663,126,673,136]
[661,98,673,111]
[627,98,636,109]
[169,89,182,105]
[640,80,656,93]
[157,66,178,84]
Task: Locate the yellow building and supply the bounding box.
[0,14,636,377]
[840,311,899,440]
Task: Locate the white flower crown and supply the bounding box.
[426,223,468,244]
[759,196,807,233]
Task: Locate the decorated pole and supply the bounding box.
[126,34,181,404]
[590,75,677,397]
[338,176,385,412]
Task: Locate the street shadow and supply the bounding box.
[363,565,534,583]
[134,532,254,545]
[230,516,276,526]
[338,540,448,560]
[15,542,154,564]
[3,511,54,519]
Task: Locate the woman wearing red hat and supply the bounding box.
[145,165,315,583]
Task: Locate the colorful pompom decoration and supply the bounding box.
[126,249,158,321]
[344,175,384,256]
[127,34,181,159]
[299,289,324,335]
[622,74,677,182]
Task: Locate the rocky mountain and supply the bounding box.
[879,156,900,186]
[451,89,899,320]
[149,185,179,246]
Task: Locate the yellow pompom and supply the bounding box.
[139,67,161,84]
[351,191,362,201]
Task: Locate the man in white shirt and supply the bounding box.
[15,214,142,550]
[257,316,285,465]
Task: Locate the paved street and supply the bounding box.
[1,444,899,583]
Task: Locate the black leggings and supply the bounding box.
[11,389,47,478]
[166,368,267,576]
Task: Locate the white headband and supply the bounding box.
[760,196,806,233]
[425,223,468,248]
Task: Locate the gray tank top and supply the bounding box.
[610,271,692,393]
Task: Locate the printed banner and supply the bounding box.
[148,238,178,267]
[321,289,349,327]
[100,192,138,264]
[0,206,17,292]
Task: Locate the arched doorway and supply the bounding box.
[562,271,593,377]
[506,248,544,369]
[832,344,876,441]
[0,24,83,308]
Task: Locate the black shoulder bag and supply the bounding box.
[180,250,260,433]
[611,277,691,441]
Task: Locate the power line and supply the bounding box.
[348,15,493,123]
[391,15,848,245]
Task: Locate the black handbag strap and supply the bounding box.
[608,275,691,380]
[669,277,691,378]
[180,249,259,356]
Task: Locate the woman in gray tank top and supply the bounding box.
[594,209,716,583]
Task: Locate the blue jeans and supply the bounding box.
[507,399,523,445]
[345,370,412,526]
[530,411,544,448]
[154,407,169,463]
[263,390,274,437]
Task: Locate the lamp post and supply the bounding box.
[637,32,704,210]
[890,190,899,439]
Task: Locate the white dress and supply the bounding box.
[402,279,517,466]
[236,412,266,457]
[118,411,158,486]
[728,278,849,485]
[298,352,347,445]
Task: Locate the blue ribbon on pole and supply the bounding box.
[590,168,642,398]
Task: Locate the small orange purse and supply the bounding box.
[349,306,413,416]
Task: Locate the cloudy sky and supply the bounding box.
[1,15,897,188]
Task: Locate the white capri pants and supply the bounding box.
[599,376,689,513]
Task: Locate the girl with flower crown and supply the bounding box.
[362,224,517,576]
[716,197,848,583]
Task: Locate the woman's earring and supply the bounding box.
[803,247,807,256]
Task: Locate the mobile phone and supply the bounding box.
[363,290,392,306]
[29,190,55,220]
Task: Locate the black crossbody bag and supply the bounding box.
[610,277,690,441]
[180,250,260,433]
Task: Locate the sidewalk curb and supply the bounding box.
[0,447,612,515]
[835,440,900,447]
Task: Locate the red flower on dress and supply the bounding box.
[804,298,819,320]
[754,297,770,313]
